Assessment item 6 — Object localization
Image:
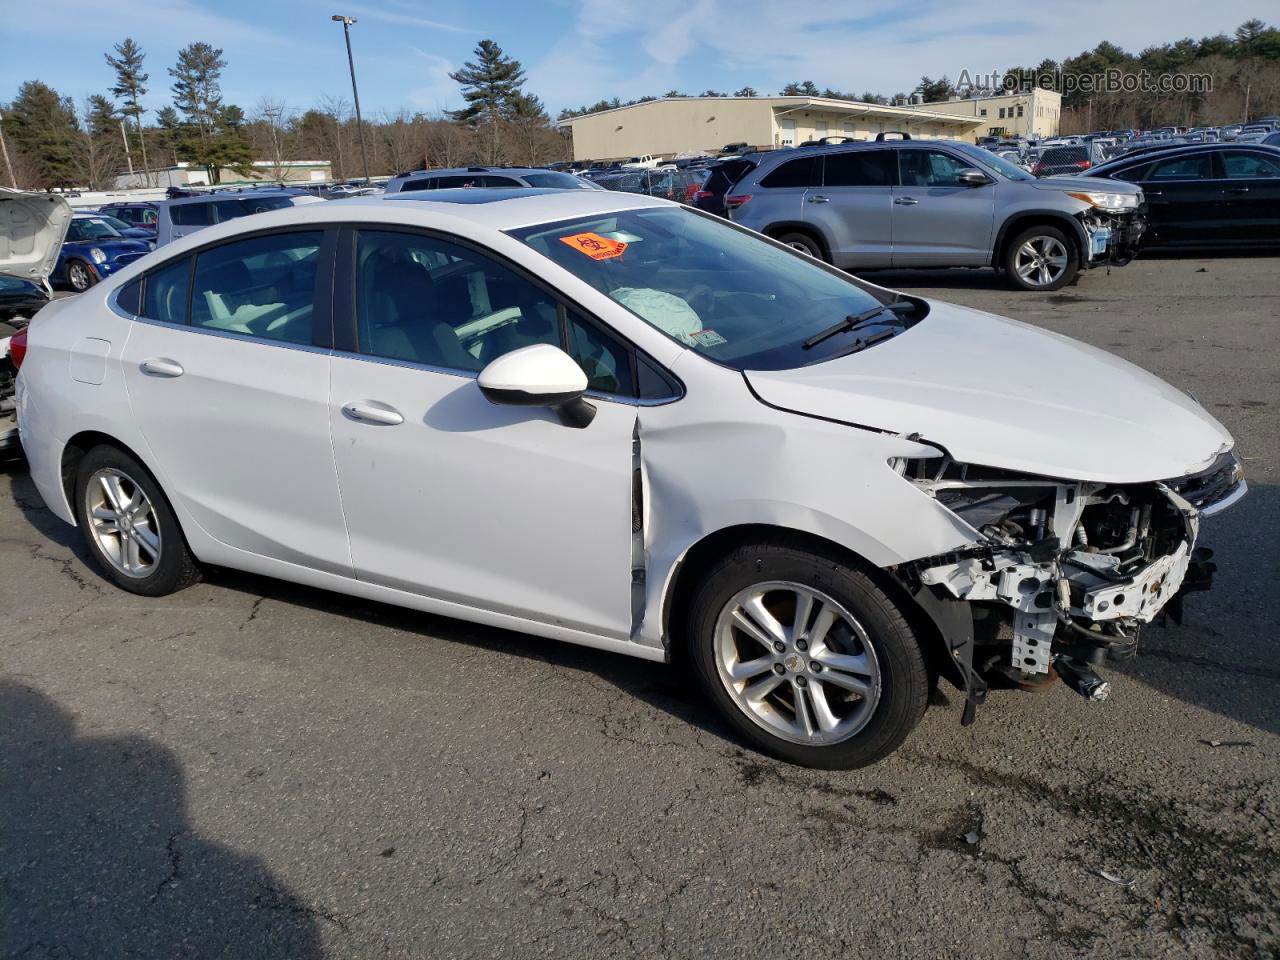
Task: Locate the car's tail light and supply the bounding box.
[725,194,752,209]
[1077,160,1092,169]
[9,327,28,372]
[694,190,713,201]
[1031,163,1044,175]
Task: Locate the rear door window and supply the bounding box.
[823,150,897,186]
[1221,151,1280,178]
[1147,154,1214,180]
[400,177,438,192]
[189,231,323,344]
[759,156,822,189]
[141,256,192,325]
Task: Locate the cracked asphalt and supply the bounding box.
[3,254,1278,958]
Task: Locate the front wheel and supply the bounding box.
[1004,225,1078,291]
[688,542,928,769]
[66,260,96,293]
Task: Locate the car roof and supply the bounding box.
[165,191,295,205]
[392,167,551,179]
[383,187,573,204]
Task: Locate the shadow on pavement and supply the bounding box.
[0,679,326,958]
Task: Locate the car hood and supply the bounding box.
[0,188,73,284]
[745,301,1231,483]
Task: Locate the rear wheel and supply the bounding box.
[75,445,200,596]
[1004,225,1078,291]
[66,260,96,293]
[775,231,827,262]
[688,542,928,768]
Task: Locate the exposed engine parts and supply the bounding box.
[893,453,1241,715]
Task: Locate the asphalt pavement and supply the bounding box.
[3,254,1277,958]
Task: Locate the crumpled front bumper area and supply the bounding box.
[894,452,1242,713]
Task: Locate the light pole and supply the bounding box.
[332,14,371,184]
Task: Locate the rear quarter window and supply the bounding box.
[759,156,822,189]
[168,203,213,227]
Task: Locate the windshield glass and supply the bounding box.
[67,218,123,241]
[510,207,916,370]
[523,172,599,190]
[953,142,1033,181]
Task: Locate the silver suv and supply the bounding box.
[727,137,1146,291]
[383,166,600,194]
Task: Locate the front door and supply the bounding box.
[120,228,352,573]
[891,148,996,266]
[327,227,637,639]
[1137,152,1224,246]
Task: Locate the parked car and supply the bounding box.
[155,191,300,246]
[1236,124,1273,144]
[54,213,152,292]
[692,153,763,217]
[727,136,1145,291]
[1264,132,1280,148]
[97,201,159,234]
[12,190,1245,767]
[384,166,599,195]
[1086,143,1280,250]
[621,154,660,170]
[0,187,67,453]
[92,213,156,245]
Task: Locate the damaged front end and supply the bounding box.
[893,451,1244,720]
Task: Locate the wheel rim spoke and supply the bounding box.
[713,580,882,747]
[85,469,161,579]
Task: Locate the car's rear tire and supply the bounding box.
[74,445,200,596]
[1004,225,1078,291]
[775,231,827,262]
[688,541,928,769]
[66,260,96,293]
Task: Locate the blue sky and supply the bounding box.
[1,0,1272,119]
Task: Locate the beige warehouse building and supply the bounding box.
[558,95,989,162]
[924,89,1063,141]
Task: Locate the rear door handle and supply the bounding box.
[807,195,831,203]
[342,400,404,426]
[1226,186,1250,194]
[894,197,919,205]
[140,358,184,378]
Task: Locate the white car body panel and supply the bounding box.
[747,302,1231,483]
[15,190,1241,671]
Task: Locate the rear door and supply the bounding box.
[120,228,351,573]
[1136,152,1224,246]
[736,154,820,232]
[1218,149,1280,244]
[805,149,896,268]
[891,148,996,266]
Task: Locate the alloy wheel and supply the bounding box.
[1014,236,1068,288]
[68,262,92,292]
[713,581,882,746]
[84,468,162,579]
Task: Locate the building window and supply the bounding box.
[979,108,987,116]
[1017,105,1024,118]
[998,108,1005,119]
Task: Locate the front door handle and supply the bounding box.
[1226,186,1250,194]
[894,196,919,205]
[807,195,831,203]
[140,358,184,378]
[342,400,404,426]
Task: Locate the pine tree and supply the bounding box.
[105,38,149,177]
[86,95,119,138]
[4,81,81,188]
[448,40,528,163]
[167,44,251,183]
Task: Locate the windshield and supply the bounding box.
[510,207,917,370]
[523,172,600,190]
[67,218,123,241]
[953,142,1033,181]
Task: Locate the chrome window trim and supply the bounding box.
[122,309,333,358]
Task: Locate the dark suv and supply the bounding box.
[383,167,598,194]
[727,136,1146,291]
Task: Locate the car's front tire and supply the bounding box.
[1004,225,1078,291]
[74,445,200,596]
[775,231,827,262]
[688,541,928,769]
[65,260,96,293]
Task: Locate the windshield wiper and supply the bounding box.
[802,300,917,350]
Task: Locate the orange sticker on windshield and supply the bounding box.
[560,232,627,260]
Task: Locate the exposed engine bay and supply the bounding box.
[893,450,1243,714]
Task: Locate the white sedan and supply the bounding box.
[13,188,1244,768]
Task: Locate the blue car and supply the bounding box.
[56,213,152,292]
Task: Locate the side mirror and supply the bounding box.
[958,168,992,187]
[478,343,596,429]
